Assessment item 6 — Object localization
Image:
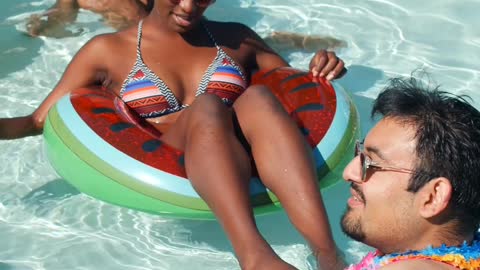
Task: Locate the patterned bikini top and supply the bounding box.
[119,20,248,119]
[346,233,480,270]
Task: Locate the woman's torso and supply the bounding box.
[92,20,254,130]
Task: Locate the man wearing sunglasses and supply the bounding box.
[341,76,480,269]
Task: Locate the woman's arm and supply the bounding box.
[240,24,345,80]
[0,35,110,139]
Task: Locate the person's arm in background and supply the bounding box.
[239,24,345,79]
[263,31,347,53]
[25,0,80,38]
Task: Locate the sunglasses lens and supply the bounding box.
[197,0,214,7]
[170,0,214,7]
[355,141,366,181]
[360,152,367,181]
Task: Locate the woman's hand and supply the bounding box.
[0,115,42,140]
[309,50,346,81]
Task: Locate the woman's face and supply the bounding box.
[160,0,215,32]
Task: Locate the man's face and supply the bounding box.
[341,117,420,251]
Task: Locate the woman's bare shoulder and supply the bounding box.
[80,29,137,56]
[91,28,136,45]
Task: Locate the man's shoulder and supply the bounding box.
[379,259,457,270]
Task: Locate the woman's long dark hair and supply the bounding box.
[145,0,154,12]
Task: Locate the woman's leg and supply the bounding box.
[160,94,296,270]
[233,85,344,270]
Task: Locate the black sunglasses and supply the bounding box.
[170,0,216,8]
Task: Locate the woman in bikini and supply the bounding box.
[3,1,345,269]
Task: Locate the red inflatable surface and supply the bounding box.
[70,68,336,179]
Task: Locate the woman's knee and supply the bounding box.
[190,93,226,113]
[234,85,288,126]
[160,94,231,148]
[186,93,232,130]
[234,85,284,114]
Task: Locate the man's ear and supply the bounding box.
[416,177,452,218]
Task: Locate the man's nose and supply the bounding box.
[342,155,363,183]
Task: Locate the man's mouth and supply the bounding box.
[347,183,365,207]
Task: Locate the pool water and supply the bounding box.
[0,0,479,269]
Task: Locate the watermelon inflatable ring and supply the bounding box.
[43,67,359,219]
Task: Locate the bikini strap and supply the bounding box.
[202,21,220,49]
[119,20,145,96]
[135,20,144,61]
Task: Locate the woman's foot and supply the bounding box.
[240,246,298,270]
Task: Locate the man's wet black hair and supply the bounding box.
[372,75,480,233]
